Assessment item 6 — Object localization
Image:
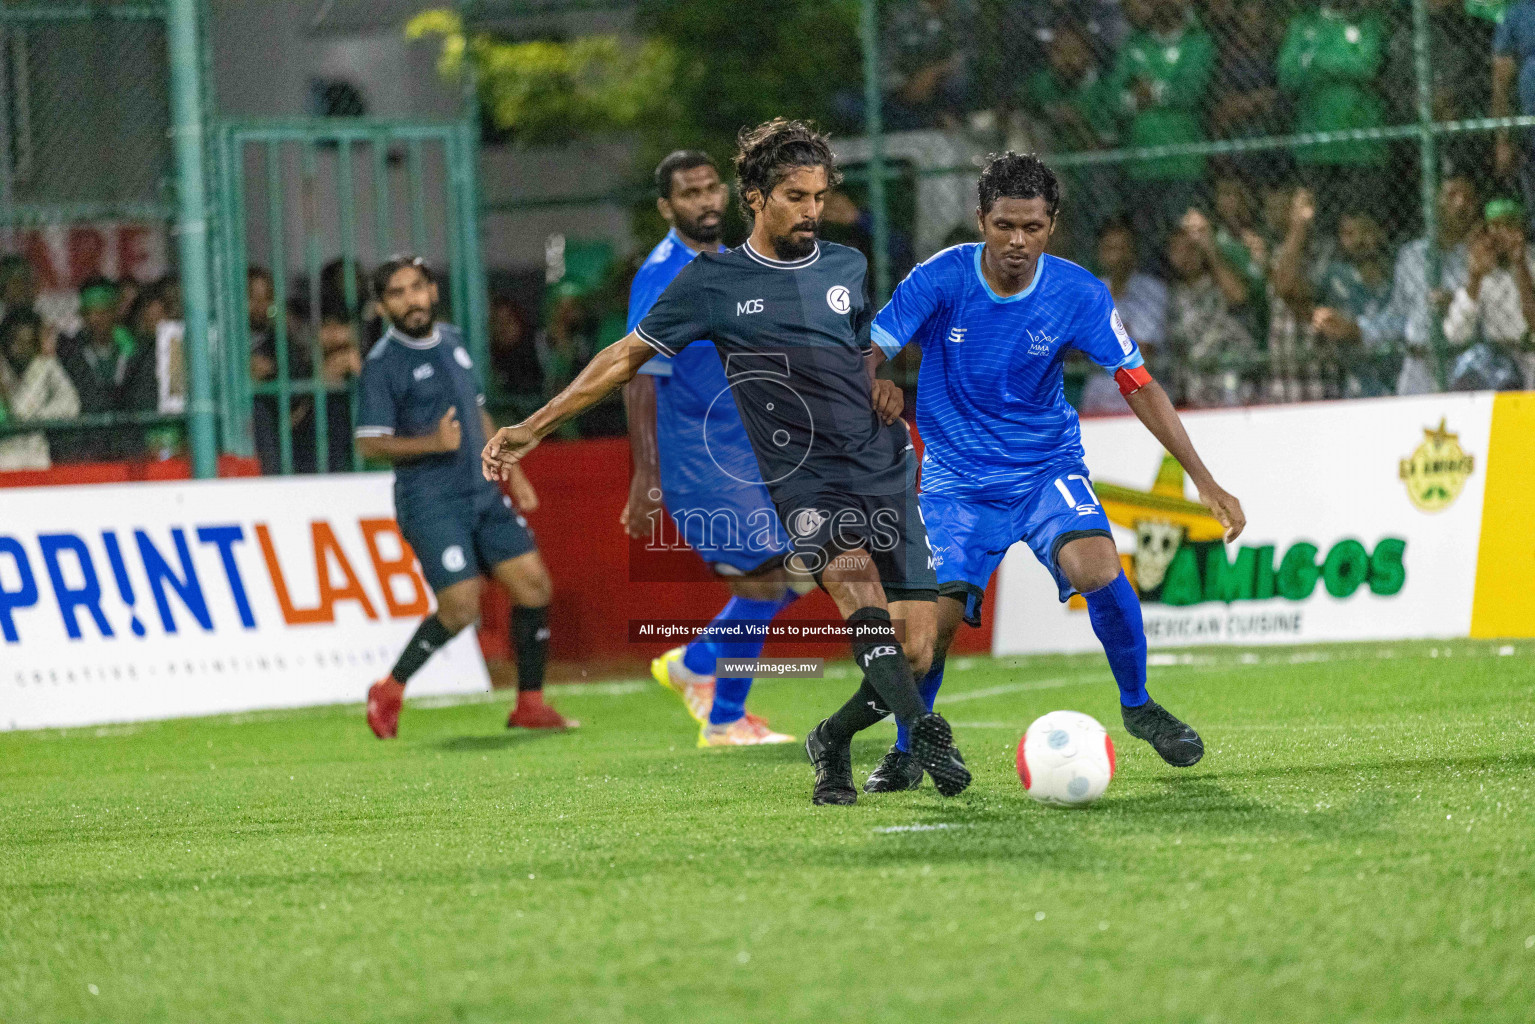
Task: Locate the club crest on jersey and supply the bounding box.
[790,508,828,539]
[947,326,966,344]
[1027,329,1057,356]
[413,364,435,381]
[454,347,474,369]
[826,285,851,314]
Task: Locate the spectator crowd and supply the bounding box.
[870,0,1535,408]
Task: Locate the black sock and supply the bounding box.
[825,679,891,745]
[389,615,453,685]
[844,606,924,728]
[512,605,550,692]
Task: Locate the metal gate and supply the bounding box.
[215,119,486,474]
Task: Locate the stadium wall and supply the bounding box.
[993,392,1535,654]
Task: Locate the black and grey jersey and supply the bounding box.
[355,323,499,514]
[634,240,908,500]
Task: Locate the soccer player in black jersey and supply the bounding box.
[484,119,969,804]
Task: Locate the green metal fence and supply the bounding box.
[215,119,486,476]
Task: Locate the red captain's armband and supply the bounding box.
[1115,363,1153,397]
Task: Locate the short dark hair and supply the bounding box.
[372,254,433,300]
[655,150,717,199]
[0,307,41,346]
[733,118,842,220]
[977,152,1061,219]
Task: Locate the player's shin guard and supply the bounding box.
[894,659,945,753]
[1084,573,1150,707]
[388,615,454,686]
[834,606,925,738]
[512,605,550,692]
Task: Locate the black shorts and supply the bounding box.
[774,475,938,604]
[398,492,537,593]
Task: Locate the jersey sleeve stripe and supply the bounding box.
[1103,350,1145,374]
[354,426,395,438]
[870,322,906,358]
[634,324,677,357]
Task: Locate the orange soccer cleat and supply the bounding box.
[507,690,579,730]
[366,677,405,739]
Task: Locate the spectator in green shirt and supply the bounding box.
[1277,0,1390,221]
[1110,0,1216,255]
[1023,20,1123,261]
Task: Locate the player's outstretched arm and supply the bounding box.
[482,334,656,481]
[1124,379,1246,543]
[620,373,663,538]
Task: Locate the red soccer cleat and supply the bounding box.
[366,677,405,739]
[507,691,579,730]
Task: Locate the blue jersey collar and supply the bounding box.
[973,246,1047,303]
[667,227,727,256]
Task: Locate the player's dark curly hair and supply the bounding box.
[733,118,843,220]
[977,152,1060,220]
[371,254,435,300]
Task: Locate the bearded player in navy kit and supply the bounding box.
[484,119,969,806]
[355,255,575,737]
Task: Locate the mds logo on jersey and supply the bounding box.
[737,299,764,316]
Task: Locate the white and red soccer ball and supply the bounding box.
[1017,710,1115,807]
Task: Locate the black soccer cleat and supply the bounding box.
[908,714,972,797]
[1122,699,1205,767]
[805,719,857,806]
[863,745,924,793]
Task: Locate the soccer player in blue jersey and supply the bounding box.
[622,149,802,747]
[861,153,1247,791]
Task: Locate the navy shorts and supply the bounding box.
[398,492,537,593]
[774,453,937,603]
[921,458,1113,626]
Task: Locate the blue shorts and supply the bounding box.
[663,484,790,576]
[920,459,1113,625]
[398,492,537,593]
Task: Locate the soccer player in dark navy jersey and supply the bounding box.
[484,119,970,805]
[355,256,574,738]
[861,154,1247,790]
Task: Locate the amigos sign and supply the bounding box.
[0,475,488,731]
[993,393,1501,653]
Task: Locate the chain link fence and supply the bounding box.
[847,0,1535,411]
[0,0,188,468]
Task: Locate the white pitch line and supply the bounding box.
[873,823,973,833]
[940,675,1110,704]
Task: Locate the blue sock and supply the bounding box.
[681,591,799,725]
[894,659,945,752]
[1085,573,1150,707]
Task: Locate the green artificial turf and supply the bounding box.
[2,641,1533,1023]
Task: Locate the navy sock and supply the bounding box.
[845,607,923,728]
[1084,573,1150,707]
[389,615,453,685]
[895,658,945,752]
[512,605,550,692]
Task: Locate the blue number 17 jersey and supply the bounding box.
[871,245,1143,500]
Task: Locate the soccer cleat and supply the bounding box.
[804,719,857,805]
[1121,699,1204,767]
[507,692,579,730]
[651,646,715,725]
[908,713,972,797]
[366,677,405,739]
[698,714,796,748]
[863,745,925,792]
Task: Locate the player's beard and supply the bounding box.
[676,208,723,245]
[771,219,819,260]
[394,307,434,338]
